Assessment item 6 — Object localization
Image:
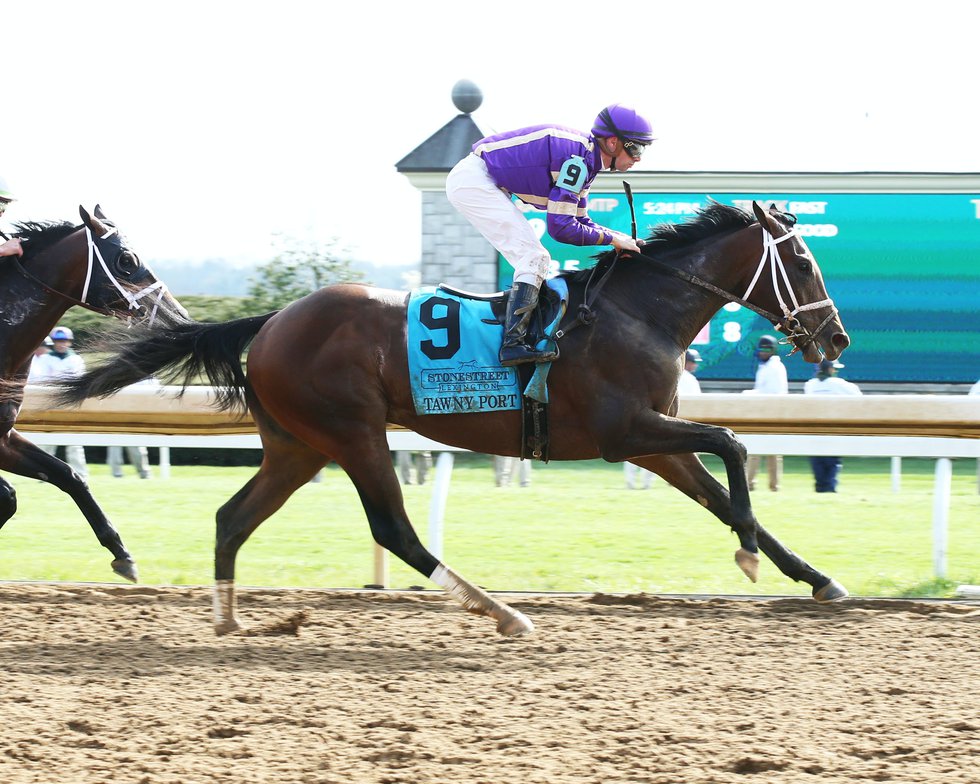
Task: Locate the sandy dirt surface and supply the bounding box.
[1,583,978,784]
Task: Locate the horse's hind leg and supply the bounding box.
[0,432,138,581]
[212,434,328,634]
[638,453,847,600]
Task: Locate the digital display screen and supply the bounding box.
[498,192,980,383]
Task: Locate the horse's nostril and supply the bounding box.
[832,332,850,351]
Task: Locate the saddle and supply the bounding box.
[436,282,564,358]
[414,281,567,461]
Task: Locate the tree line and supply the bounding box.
[56,236,369,346]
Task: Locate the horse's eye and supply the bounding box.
[798,260,812,274]
[118,252,140,274]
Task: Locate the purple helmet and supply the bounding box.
[592,104,655,144]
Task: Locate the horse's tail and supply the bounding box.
[55,312,278,412]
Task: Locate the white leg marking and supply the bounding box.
[431,564,534,636]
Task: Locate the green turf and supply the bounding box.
[0,456,977,597]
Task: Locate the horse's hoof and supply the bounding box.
[214,618,244,636]
[734,548,760,583]
[496,610,534,637]
[813,579,849,603]
[111,558,139,583]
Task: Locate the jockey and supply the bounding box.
[446,103,654,365]
[0,175,23,257]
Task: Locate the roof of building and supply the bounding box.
[395,113,485,173]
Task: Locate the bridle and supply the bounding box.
[556,218,839,353]
[12,225,170,325]
[739,226,839,353]
[609,224,837,354]
[82,226,169,325]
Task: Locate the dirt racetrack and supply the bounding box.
[1,584,978,784]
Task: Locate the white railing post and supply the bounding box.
[891,456,902,493]
[372,543,389,589]
[932,458,952,579]
[159,446,171,480]
[428,452,455,560]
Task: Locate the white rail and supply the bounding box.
[20,388,980,583]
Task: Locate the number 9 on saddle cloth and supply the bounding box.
[406,279,567,459]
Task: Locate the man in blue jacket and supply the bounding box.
[447,104,654,365]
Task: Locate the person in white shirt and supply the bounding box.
[27,337,54,383]
[677,348,703,396]
[743,335,788,491]
[35,326,88,479]
[804,359,862,492]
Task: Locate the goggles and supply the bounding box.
[621,139,649,159]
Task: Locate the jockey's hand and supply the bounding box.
[611,234,643,254]
[0,238,23,257]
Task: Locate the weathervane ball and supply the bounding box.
[451,79,483,114]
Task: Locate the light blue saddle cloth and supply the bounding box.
[407,280,568,415]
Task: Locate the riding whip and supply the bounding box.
[623,181,637,241]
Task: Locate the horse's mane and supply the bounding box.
[641,200,756,252]
[561,201,756,283]
[11,221,79,261]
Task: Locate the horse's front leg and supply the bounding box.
[0,430,137,582]
[637,452,847,601]
[598,411,760,580]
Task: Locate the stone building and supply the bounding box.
[395,80,498,293]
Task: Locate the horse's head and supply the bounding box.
[746,201,849,363]
[78,205,189,325]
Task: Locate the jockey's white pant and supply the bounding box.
[446,153,552,289]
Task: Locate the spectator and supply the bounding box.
[624,461,655,490]
[743,334,788,491]
[803,359,863,492]
[494,455,532,488]
[678,348,703,396]
[34,326,88,479]
[27,337,54,383]
[108,445,152,479]
[106,378,160,479]
[397,451,432,485]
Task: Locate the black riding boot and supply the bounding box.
[499,282,558,366]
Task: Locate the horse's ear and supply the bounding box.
[94,204,108,220]
[79,205,108,235]
[751,200,779,234]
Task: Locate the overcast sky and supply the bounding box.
[3,0,977,269]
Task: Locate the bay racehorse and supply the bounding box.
[1,206,186,581]
[57,201,850,635]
